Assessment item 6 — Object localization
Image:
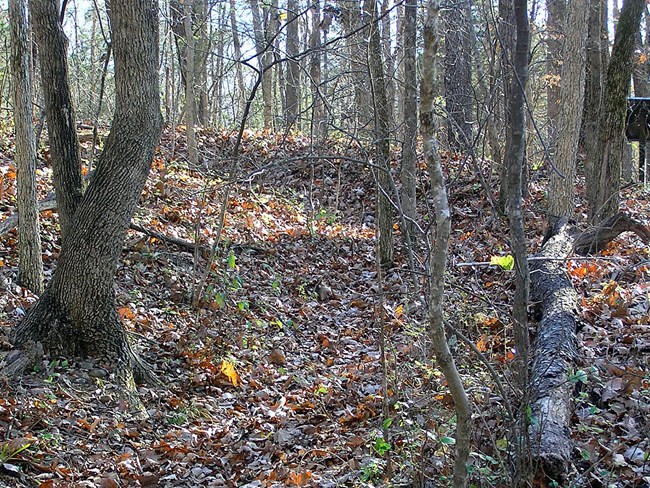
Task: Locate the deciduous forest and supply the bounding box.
[0,0,649,486]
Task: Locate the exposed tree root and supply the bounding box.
[5,295,158,417]
[573,212,650,254]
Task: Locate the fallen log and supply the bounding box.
[529,213,650,482]
[529,220,579,483]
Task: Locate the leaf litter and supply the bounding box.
[0,126,648,486]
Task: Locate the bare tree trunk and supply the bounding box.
[367,0,393,267]
[444,0,473,150]
[590,0,644,221]
[183,0,199,166]
[498,0,515,212]
[229,0,246,119]
[548,0,589,220]
[285,0,301,129]
[421,4,471,486]
[310,0,325,141]
[9,0,44,295]
[249,0,275,129]
[9,0,162,408]
[503,0,532,482]
[546,0,566,155]
[30,0,83,241]
[401,0,417,246]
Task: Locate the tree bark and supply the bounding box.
[30,0,83,241]
[444,0,473,150]
[9,0,162,402]
[421,4,471,486]
[590,0,644,221]
[401,0,417,246]
[367,0,393,268]
[548,0,588,220]
[229,0,246,119]
[546,0,566,155]
[310,0,325,141]
[183,0,199,167]
[9,0,44,295]
[498,0,515,212]
[285,0,301,129]
[529,220,579,484]
[582,0,607,189]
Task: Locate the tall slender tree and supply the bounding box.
[9,0,44,295]
[401,0,417,245]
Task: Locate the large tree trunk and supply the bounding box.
[183,0,199,166]
[546,0,566,156]
[529,214,650,482]
[9,0,162,399]
[548,0,589,220]
[30,0,83,241]
[498,0,515,212]
[444,0,473,150]
[9,0,44,295]
[590,0,644,221]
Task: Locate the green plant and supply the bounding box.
[0,440,31,464]
[360,459,384,483]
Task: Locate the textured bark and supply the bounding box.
[249,0,275,129]
[340,0,368,130]
[546,0,566,154]
[401,0,417,245]
[9,0,44,295]
[504,0,531,385]
[367,0,393,267]
[229,0,246,118]
[498,0,515,212]
[10,0,162,394]
[285,0,301,128]
[548,0,588,220]
[444,0,473,150]
[590,0,644,221]
[582,0,607,188]
[310,0,325,140]
[30,0,83,241]
[529,221,579,484]
[421,4,471,485]
[183,0,199,166]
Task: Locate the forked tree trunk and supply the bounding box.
[30,0,83,241]
[9,0,162,395]
[9,0,44,294]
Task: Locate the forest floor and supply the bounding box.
[0,126,649,487]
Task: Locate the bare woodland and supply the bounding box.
[0,0,648,486]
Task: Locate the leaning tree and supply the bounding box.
[6,0,162,405]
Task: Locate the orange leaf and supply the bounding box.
[220,360,240,387]
[118,307,135,320]
[476,334,489,352]
[287,471,312,486]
